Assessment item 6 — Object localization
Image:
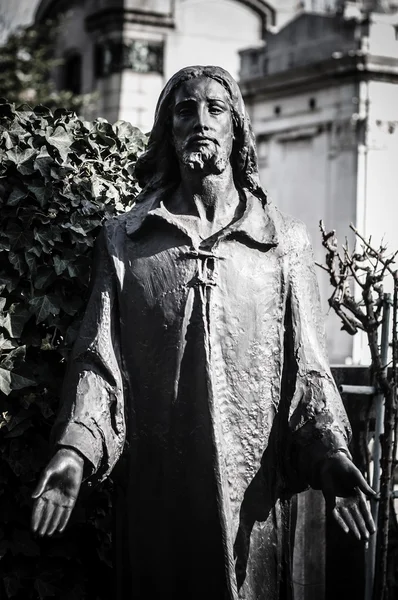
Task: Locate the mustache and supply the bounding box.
[186,134,220,146]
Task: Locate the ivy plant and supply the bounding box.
[0,101,146,599]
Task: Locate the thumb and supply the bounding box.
[356,476,377,498]
[32,469,52,499]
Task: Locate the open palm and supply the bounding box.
[31,448,84,536]
[319,451,376,540]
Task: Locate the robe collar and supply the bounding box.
[125,188,279,249]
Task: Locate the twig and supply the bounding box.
[319,221,398,600]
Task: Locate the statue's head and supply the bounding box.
[135,65,267,204]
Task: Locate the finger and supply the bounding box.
[355,477,377,498]
[38,500,55,537]
[350,504,369,541]
[358,492,376,535]
[46,505,64,537]
[332,507,349,534]
[58,507,72,533]
[32,472,52,499]
[31,497,46,533]
[340,506,361,540]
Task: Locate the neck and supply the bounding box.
[171,163,242,235]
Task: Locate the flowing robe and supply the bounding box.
[55,191,351,600]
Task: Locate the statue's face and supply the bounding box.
[171,76,234,174]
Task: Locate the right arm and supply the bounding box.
[32,226,126,535]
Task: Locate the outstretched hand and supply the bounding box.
[32,447,84,537]
[319,451,376,541]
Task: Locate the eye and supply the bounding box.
[175,104,194,117]
[208,102,227,115]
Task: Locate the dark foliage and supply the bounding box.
[0,101,146,598]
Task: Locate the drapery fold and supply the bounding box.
[53,194,351,599]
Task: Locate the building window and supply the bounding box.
[64,53,82,95]
[309,97,316,110]
[94,40,164,77]
[249,51,258,66]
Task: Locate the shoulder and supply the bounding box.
[100,192,153,242]
[272,206,312,254]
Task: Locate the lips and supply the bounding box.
[188,135,217,145]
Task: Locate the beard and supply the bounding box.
[181,147,228,174]
[175,139,230,177]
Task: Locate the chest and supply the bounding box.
[119,228,287,321]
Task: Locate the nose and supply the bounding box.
[193,104,210,132]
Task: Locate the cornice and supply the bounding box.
[85,7,175,33]
[240,53,398,100]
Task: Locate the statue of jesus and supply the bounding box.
[32,66,375,600]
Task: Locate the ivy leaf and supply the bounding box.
[114,120,135,139]
[7,224,33,250]
[27,180,51,208]
[0,303,31,338]
[28,244,43,258]
[34,266,56,290]
[6,147,36,168]
[0,367,12,394]
[29,294,60,323]
[34,145,53,178]
[11,372,36,391]
[4,416,33,437]
[7,187,27,206]
[46,125,71,162]
[24,251,37,274]
[8,251,26,275]
[0,274,20,293]
[2,129,14,149]
[0,334,16,351]
[34,227,55,252]
[0,345,26,370]
[53,255,69,275]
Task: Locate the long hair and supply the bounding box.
[134,65,267,205]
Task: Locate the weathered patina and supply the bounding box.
[32,66,375,600]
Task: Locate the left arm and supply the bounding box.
[287,221,375,540]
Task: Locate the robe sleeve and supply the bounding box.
[285,220,352,491]
[52,227,126,482]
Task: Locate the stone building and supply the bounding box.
[3,1,396,361]
[239,0,398,364]
[31,0,398,364]
[33,0,275,131]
